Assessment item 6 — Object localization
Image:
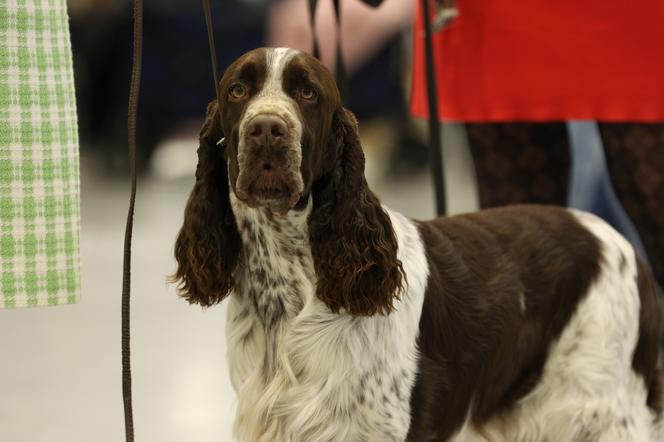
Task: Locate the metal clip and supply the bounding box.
[431,1,459,32]
[217,137,226,148]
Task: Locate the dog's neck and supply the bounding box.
[229,192,316,326]
[229,191,312,249]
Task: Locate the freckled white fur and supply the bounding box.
[453,210,663,441]
[227,195,428,442]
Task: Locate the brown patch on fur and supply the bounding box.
[171,100,241,306]
[309,108,404,316]
[650,370,664,420]
[633,256,663,414]
[407,206,602,441]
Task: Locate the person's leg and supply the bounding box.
[466,123,570,208]
[599,123,664,288]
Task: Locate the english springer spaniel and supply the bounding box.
[173,48,663,441]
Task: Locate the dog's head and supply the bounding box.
[173,48,403,315]
[218,48,342,214]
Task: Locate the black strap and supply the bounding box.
[307,0,320,58]
[122,0,143,440]
[307,0,346,100]
[421,0,446,216]
[202,0,224,126]
[331,0,347,99]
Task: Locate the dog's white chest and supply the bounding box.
[226,201,427,442]
[227,288,415,442]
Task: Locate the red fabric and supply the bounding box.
[410,0,664,122]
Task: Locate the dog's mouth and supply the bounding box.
[250,170,290,199]
[236,164,303,214]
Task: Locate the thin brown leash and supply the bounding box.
[307,0,347,100]
[121,1,218,440]
[421,0,446,216]
[122,0,143,440]
[307,0,321,58]
[202,0,224,124]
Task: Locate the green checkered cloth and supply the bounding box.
[0,0,81,308]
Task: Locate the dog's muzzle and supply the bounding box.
[235,104,304,214]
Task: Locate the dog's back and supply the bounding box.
[409,205,662,441]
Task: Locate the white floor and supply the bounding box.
[0,125,477,442]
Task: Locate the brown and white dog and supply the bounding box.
[173,48,663,441]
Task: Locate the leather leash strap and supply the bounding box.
[202,0,224,124]
[122,2,219,441]
[307,0,347,99]
[421,0,446,215]
[122,0,143,440]
[307,0,321,58]
[331,0,347,98]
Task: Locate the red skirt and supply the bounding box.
[410,0,664,122]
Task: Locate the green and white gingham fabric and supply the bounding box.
[0,0,81,308]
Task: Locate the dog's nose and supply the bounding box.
[248,115,287,147]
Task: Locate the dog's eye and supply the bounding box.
[299,87,317,101]
[229,83,247,100]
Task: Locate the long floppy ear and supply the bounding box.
[309,108,404,316]
[171,100,241,306]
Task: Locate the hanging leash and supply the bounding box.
[421,0,447,216]
[122,0,143,440]
[307,0,347,99]
[122,2,219,440]
[330,0,347,99]
[202,0,224,127]
[307,0,321,58]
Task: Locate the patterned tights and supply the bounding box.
[466,123,664,288]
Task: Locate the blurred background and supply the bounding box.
[0,0,661,441]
